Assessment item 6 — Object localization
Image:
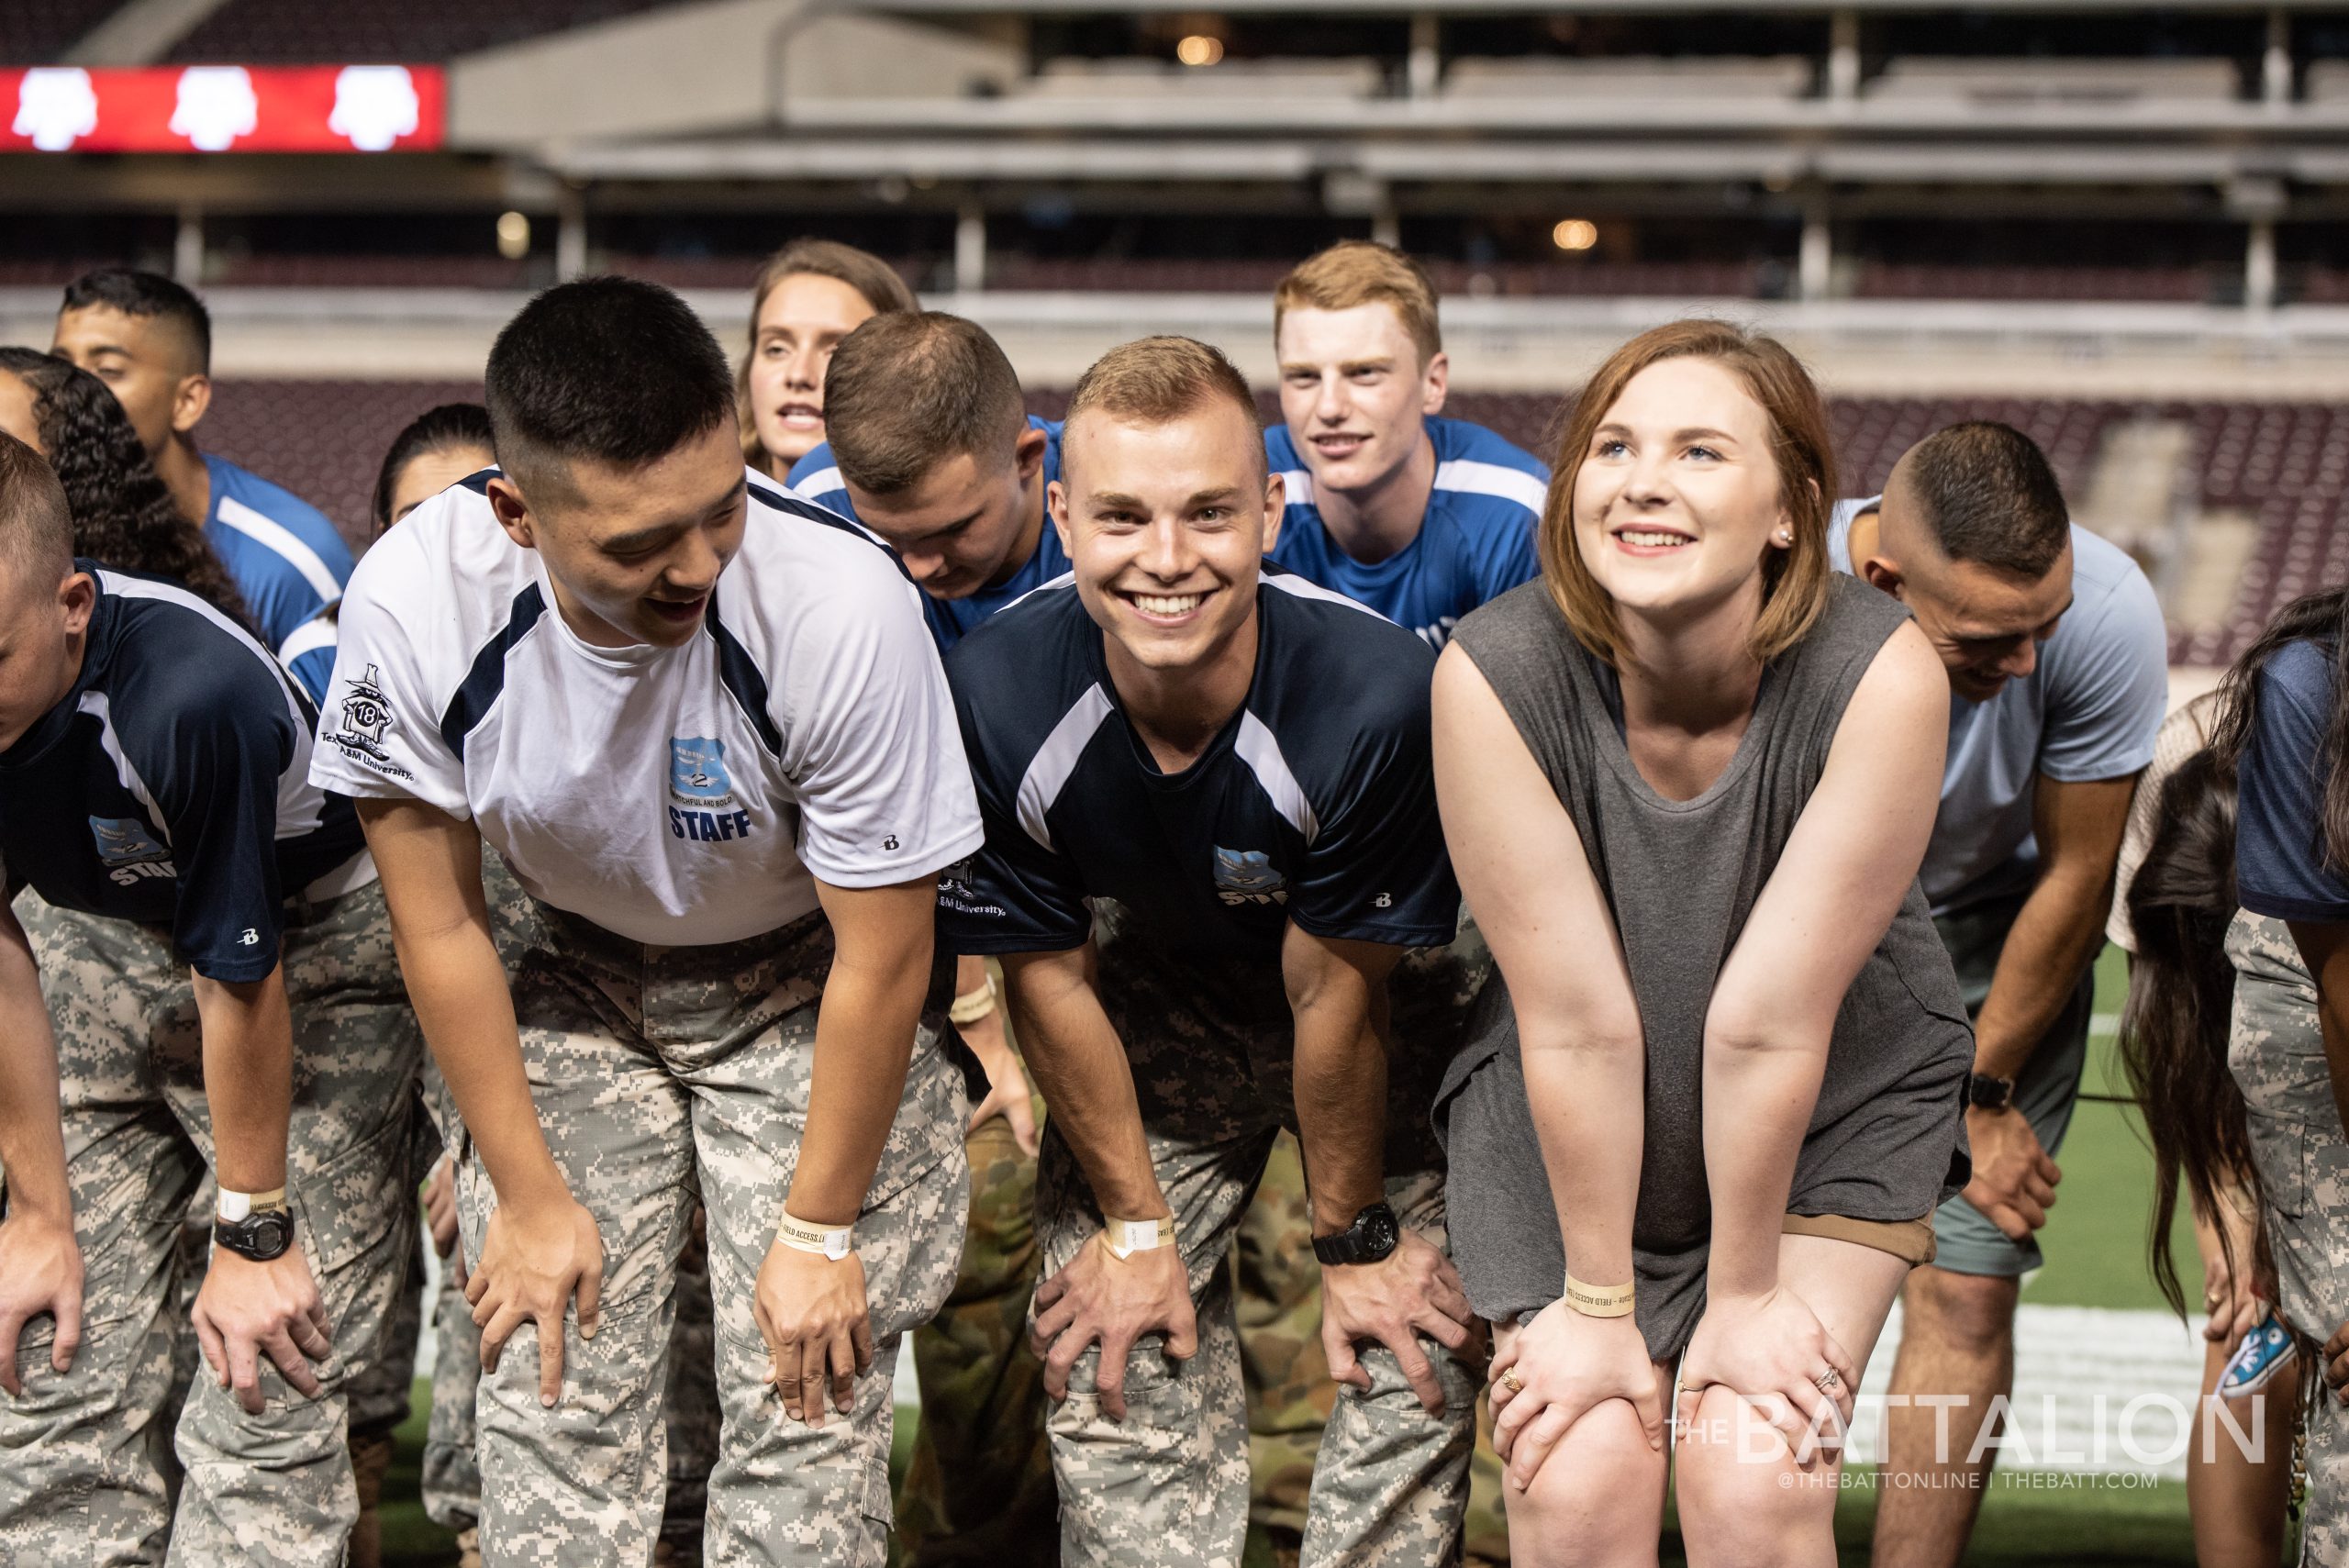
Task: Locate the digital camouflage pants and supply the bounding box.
[1035,915,1484,1568]
[0,881,422,1568]
[2227,911,2349,1567]
[450,900,969,1567]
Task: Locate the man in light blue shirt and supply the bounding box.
[52,269,353,658]
[1840,423,2168,1568]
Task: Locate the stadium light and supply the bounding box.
[1176,36,1225,68]
[1553,218,1599,252]
[496,211,531,261]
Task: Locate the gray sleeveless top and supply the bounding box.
[1435,573,1973,1360]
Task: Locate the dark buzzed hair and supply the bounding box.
[1894,421,2071,578]
[822,313,1027,496]
[0,432,75,587]
[485,277,736,495]
[61,267,212,374]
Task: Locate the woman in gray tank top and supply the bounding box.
[1430,320,1972,1565]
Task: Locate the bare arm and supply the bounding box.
[1002,940,1197,1420]
[1701,621,1950,1296]
[0,899,82,1394]
[191,969,295,1195]
[788,877,941,1225]
[2285,920,2349,1148]
[757,874,939,1429]
[1432,643,1664,1475]
[1972,773,2137,1080]
[1001,941,1168,1222]
[1282,927,1399,1231]
[1431,643,1645,1290]
[356,796,601,1407]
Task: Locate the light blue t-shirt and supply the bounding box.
[1831,497,2168,915]
[279,607,339,707]
[788,417,1069,654]
[203,453,354,658]
[1265,414,1547,650]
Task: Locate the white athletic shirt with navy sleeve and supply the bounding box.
[1264,414,1547,651]
[788,417,1073,654]
[940,565,1460,960]
[1831,497,2168,915]
[204,454,355,658]
[308,470,984,946]
[0,564,370,982]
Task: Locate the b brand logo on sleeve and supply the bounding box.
[1213,846,1287,906]
[89,817,176,886]
[667,736,753,843]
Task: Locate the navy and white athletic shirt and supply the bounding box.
[941,567,1460,961]
[1265,414,1548,651]
[204,453,355,658]
[0,564,369,983]
[788,417,1071,654]
[310,469,983,948]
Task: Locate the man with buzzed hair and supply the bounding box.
[1839,423,2168,1568]
[0,431,422,1566]
[943,335,1482,1567]
[51,268,353,658]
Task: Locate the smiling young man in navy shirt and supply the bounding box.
[942,335,1483,1568]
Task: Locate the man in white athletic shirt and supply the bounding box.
[310,278,984,1566]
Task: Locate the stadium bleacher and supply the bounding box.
[161,0,693,63]
[6,0,129,64]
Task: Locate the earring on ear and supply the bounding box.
[1776,528,1793,545]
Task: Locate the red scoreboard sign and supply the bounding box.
[2,65,446,153]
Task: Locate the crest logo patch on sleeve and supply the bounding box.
[328,663,413,780]
[1213,846,1287,906]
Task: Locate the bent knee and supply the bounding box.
[1902,1264,2019,1352]
[1506,1399,1666,1562]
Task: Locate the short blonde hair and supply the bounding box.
[1542,319,1834,667]
[1063,335,1263,480]
[1273,240,1441,364]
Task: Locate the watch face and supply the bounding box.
[1363,1206,1400,1257]
[224,1209,293,1261]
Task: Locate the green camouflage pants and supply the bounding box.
[0,880,422,1567]
[894,1109,1058,1567]
[2227,911,2349,1566]
[451,900,969,1567]
[1235,1139,1511,1560]
[1036,917,1481,1568]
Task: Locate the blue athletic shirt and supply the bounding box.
[204,453,355,659]
[2239,638,2349,923]
[939,565,1460,961]
[0,564,369,982]
[788,417,1072,653]
[1265,414,1548,650]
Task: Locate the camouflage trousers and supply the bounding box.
[2227,911,2349,1567]
[0,880,423,1567]
[895,1110,1059,1567]
[451,900,969,1567]
[1035,924,1479,1568]
[1236,1138,1511,1562]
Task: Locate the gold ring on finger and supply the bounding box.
[1497,1368,1525,1396]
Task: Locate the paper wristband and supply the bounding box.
[216,1186,288,1221]
[775,1211,853,1261]
[1104,1217,1174,1259]
[948,978,998,1027]
[1563,1273,1636,1318]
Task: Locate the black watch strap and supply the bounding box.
[214,1207,294,1262]
[1312,1202,1401,1266]
[1967,1072,2017,1112]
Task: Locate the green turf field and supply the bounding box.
[383,946,2213,1565]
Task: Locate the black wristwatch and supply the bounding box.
[1967,1072,2018,1113]
[1312,1202,1401,1266]
[214,1207,295,1262]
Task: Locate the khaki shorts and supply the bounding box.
[1783,1210,1938,1266]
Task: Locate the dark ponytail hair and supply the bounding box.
[2117,746,2261,1321]
[0,347,250,628]
[2210,586,2349,873]
[372,402,494,538]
